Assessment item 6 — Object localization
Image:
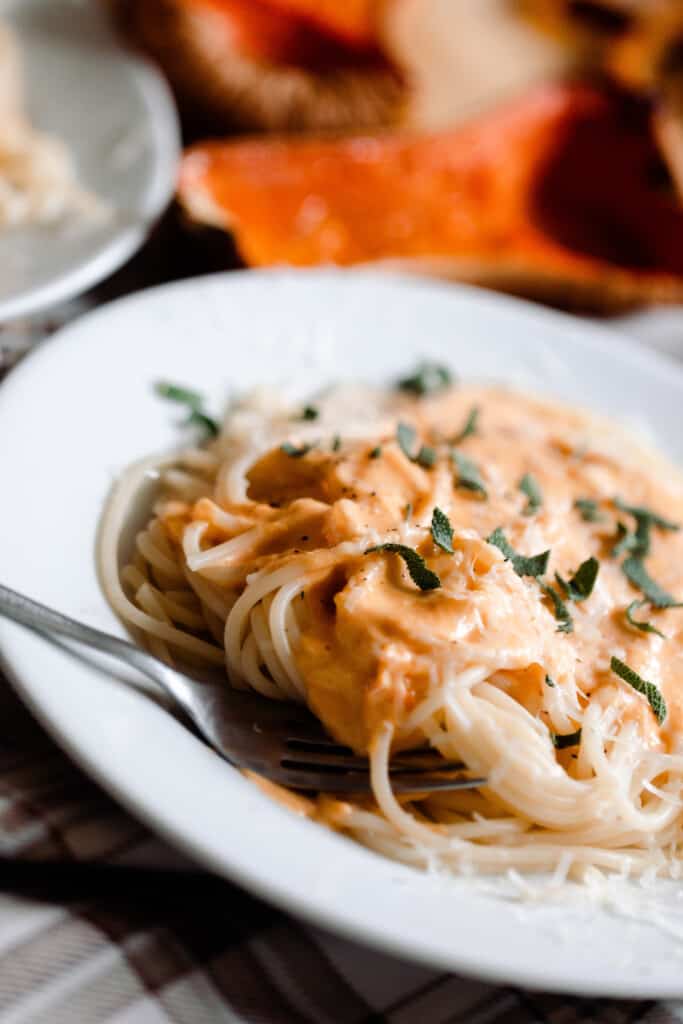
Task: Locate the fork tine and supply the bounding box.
[281,752,374,770]
[211,688,484,794]
[282,728,467,771]
[269,768,374,793]
[268,766,485,794]
[226,693,331,741]
[281,750,466,772]
[239,697,459,765]
[392,756,466,772]
[391,773,486,794]
[282,729,452,756]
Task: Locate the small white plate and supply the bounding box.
[0,0,180,322]
[1,270,683,998]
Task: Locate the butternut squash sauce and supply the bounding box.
[161,386,683,758]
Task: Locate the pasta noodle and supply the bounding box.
[99,372,683,881]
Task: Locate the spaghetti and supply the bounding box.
[99,371,683,881]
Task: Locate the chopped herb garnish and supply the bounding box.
[552,728,582,749]
[545,674,556,687]
[556,557,599,602]
[632,518,653,557]
[487,528,550,578]
[404,503,412,522]
[366,544,441,591]
[612,521,638,558]
[540,583,574,633]
[610,500,681,607]
[331,435,341,452]
[614,516,651,559]
[574,498,604,523]
[622,556,682,609]
[281,441,314,458]
[186,410,219,436]
[614,498,680,534]
[612,499,679,560]
[452,406,479,444]
[369,446,382,459]
[156,382,203,406]
[519,473,543,516]
[397,422,436,469]
[397,422,416,458]
[431,507,454,554]
[155,381,219,436]
[397,361,453,397]
[298,405,319,421]
[416,445,437,468]
[625,600,665,639]
[610,656,667,725]
[452,451,487,497]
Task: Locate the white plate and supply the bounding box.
[0,0,180,322]
[2,270,683,998]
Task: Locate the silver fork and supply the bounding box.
[0,583,484,794]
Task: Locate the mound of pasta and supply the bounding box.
[100,364,683,880]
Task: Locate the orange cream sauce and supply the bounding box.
[160,387,683,757]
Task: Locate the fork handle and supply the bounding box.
[0,583,167,687]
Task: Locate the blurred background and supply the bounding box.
[110,0,683,314]
[2,0,683,339]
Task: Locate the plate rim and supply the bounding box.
[3,268,683,998]
[0,2,180,323]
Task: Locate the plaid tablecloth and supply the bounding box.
[2,231,683,1023]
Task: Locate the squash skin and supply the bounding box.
[106,0,404,133]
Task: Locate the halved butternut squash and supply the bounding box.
[179,82,683,309]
